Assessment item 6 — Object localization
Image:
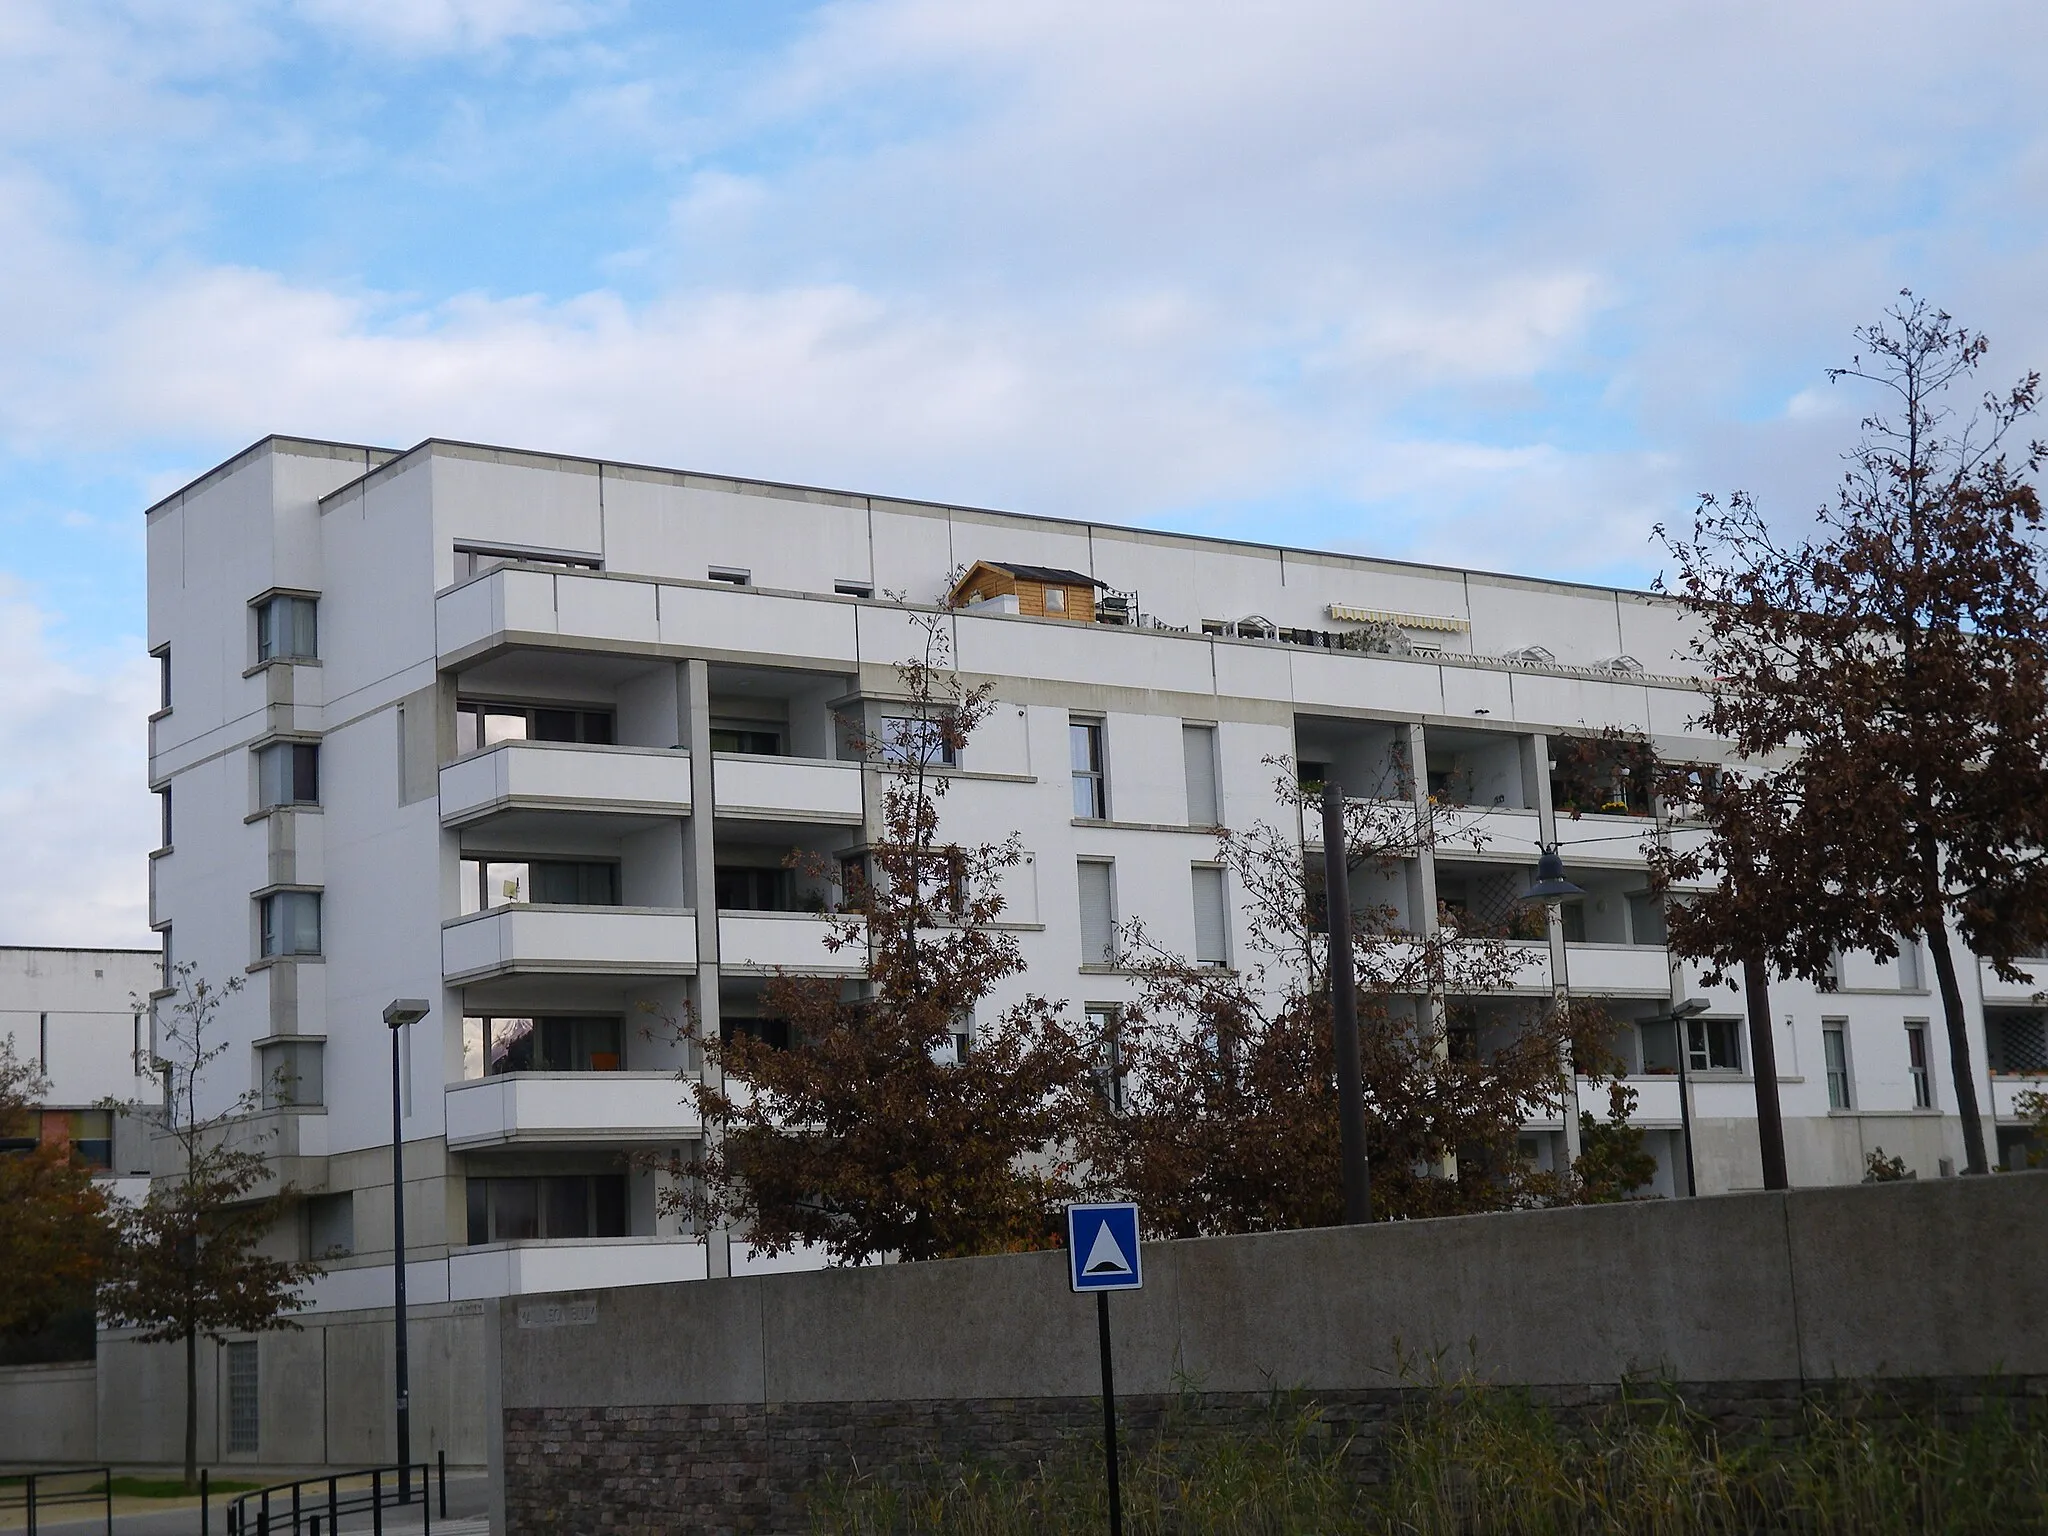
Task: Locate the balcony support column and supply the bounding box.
[681,658,731,1279]
[1527,731,1583,1166]
[1406,722,1453,1181]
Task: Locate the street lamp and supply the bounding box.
[1639,997,1711,1196]
[1519,845,1586,1166]
[383,998,430,1500]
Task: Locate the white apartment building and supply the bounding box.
[0,946,162,1202]
[129,434,2048,1464]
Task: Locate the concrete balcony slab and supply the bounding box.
[1562,943,1674,995]
[719,911,867,975]
[440,741,690,827]
[449,1237,709,1300]
[442,906,697,983]
[445,1072,699,1150]
[713,754,862,825]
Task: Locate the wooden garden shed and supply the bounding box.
[948,560,1105,622]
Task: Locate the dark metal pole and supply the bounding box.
[1321,781,1372,1223]
[201,1467,209,1536]
[1675,1021,1698,1198]
[439,1450,448,1518]
[1096,1291,1123,1536]
[1742,955,1789,1190]
[391,1026,412,1502]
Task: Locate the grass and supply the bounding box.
[806,1377,2048,1534]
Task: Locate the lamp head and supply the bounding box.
[1523,844,1585,902]
[1672,997,1711,1019]
[383,998,431,1030]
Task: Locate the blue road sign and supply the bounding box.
[1066,1202,1143,1292]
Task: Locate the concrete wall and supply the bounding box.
[0,1363,96,1466]
[497,1175,2048,1532]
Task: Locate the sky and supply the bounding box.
[2,0,2045,948]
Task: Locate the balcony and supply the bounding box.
[1993,1078,2048,1118]
[1580,1076,1685,1123]
[448,1237,709,1301]
[1560,944,1674,995]
[719,911,867,976]
[1981,958,2048,1006]
[444,1073,699,1150]
[440,741,691,827]
[713,754,863,825]
[442,906,697,984]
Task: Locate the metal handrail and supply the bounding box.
[0,1466,113,1536]
[227,1461,441,1536]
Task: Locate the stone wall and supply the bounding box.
[0,1362,96,1466]
[495,1173,2048,1534]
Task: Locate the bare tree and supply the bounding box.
[98,967,320,1489]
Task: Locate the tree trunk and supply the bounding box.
[1741,955,1788,1190]
[183,1322,198,1492]
[1924,920,1990,1174]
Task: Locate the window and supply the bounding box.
[306,1192,354,1259]
[715,866,791,912]
[881,714,958,768]
[1987,1011,2048,1074]
[1192,865,1229,967]
[258,1040,323,1108]
[1183,724,1220,827]
[259,892,321,958]
[466,1175,629,1244]
[707,566,751,586]
[1070,720,1107,819]
[708,725,783,756]
[1627,893,1668,948]
[1822,949,1843,991]
[838,854,870,913]
[454,543,601,580]
[1823,1021,1852,1110]
[1078,860,1116,967]
[67,1109,112,1170]
[1044,585,1067,613]
[1898,938,1925,991]
[459,858,619,913]
[456,699,615,755]
[226,1341,260,1453]
[1906,1023,1933,1108]
[835,581,874,599]
[462,1016,623,1077]
[256,742,320,809]
[1087,1005,1125,1113]
[1295,758,1330,793]
[158,786,172,848]
[155,649,171,711]
[255,594,317,663]
[722,1016,793,1049]
[1685,1017,1741,1073]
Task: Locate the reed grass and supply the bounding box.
[806,1376,2048,1534]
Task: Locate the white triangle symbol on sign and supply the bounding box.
[1083,1220,1133,1275]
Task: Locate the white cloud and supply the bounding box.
[0,581,154,947]
[291,0,608,54]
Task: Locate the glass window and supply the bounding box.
[1685,1017,1741,1073]
[716,866,789,911]
[1078,860,1116,966]
[259,892,321,957]
[1898,938,1925,991]
[68,1109,113,1170]
[460,859,618,912]
[256,594,317,663]
[1087,1005,1124,1112]
[707,567,751,585]
[456,700,613,755]
[1627,893,1668,948]
[709,726,783,755]
[1907,1023,1933,1108]
[466,1016,623,1075]
[1183,724,1220,826]
[881,714,958,768]
[1192,865,1229,966]
[1070,720,1107,819]
[835,582,873,598]
[306,1192,354,1258]
[257,742,319,809]
[156,650,171,710]
[158,786,172,848]
[467,1175,630,1243]
[226,1341,260,1453]
[1823,1023,1852,1110]
[258,1040,323,1108]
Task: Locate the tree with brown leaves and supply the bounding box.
[98,967,320,1490]
[1655,294,2048,1177]
[1075,761,1635,1234]
[0,1038,113,1342]
[681,617,1097,1265]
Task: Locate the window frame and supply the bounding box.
[258,1038,325,1109]
[1070,718,1108,820]
[1822,1020,1852,1110]
[1086,1004,1125,1112]
[1182,722,1221,828]
[1684,1016,1742,1073]
[455,698,616,755]
[256,740,320,810]
[253,592,318,665]
[258,891,322,959]
[1906,1021,1934,1109]
[1191,862,1230,968]
[1077,858,1117,968]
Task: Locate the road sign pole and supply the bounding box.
[1097,1290,1123,1536]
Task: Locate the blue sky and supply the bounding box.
[2,0,2045,945]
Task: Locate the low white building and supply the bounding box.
[127,434,2048,1465]
[0,946,162,1202]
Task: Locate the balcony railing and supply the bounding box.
[719,911,867,975]
[440,740,691,826]
[713,754,863,824]
[448,1236,709,1300]
[445,1072,700,1150]
[442,906,698,983]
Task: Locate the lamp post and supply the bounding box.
[1522,844,1585,1169]
[383,999,431,1500]
[1639,998,1711,1197]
